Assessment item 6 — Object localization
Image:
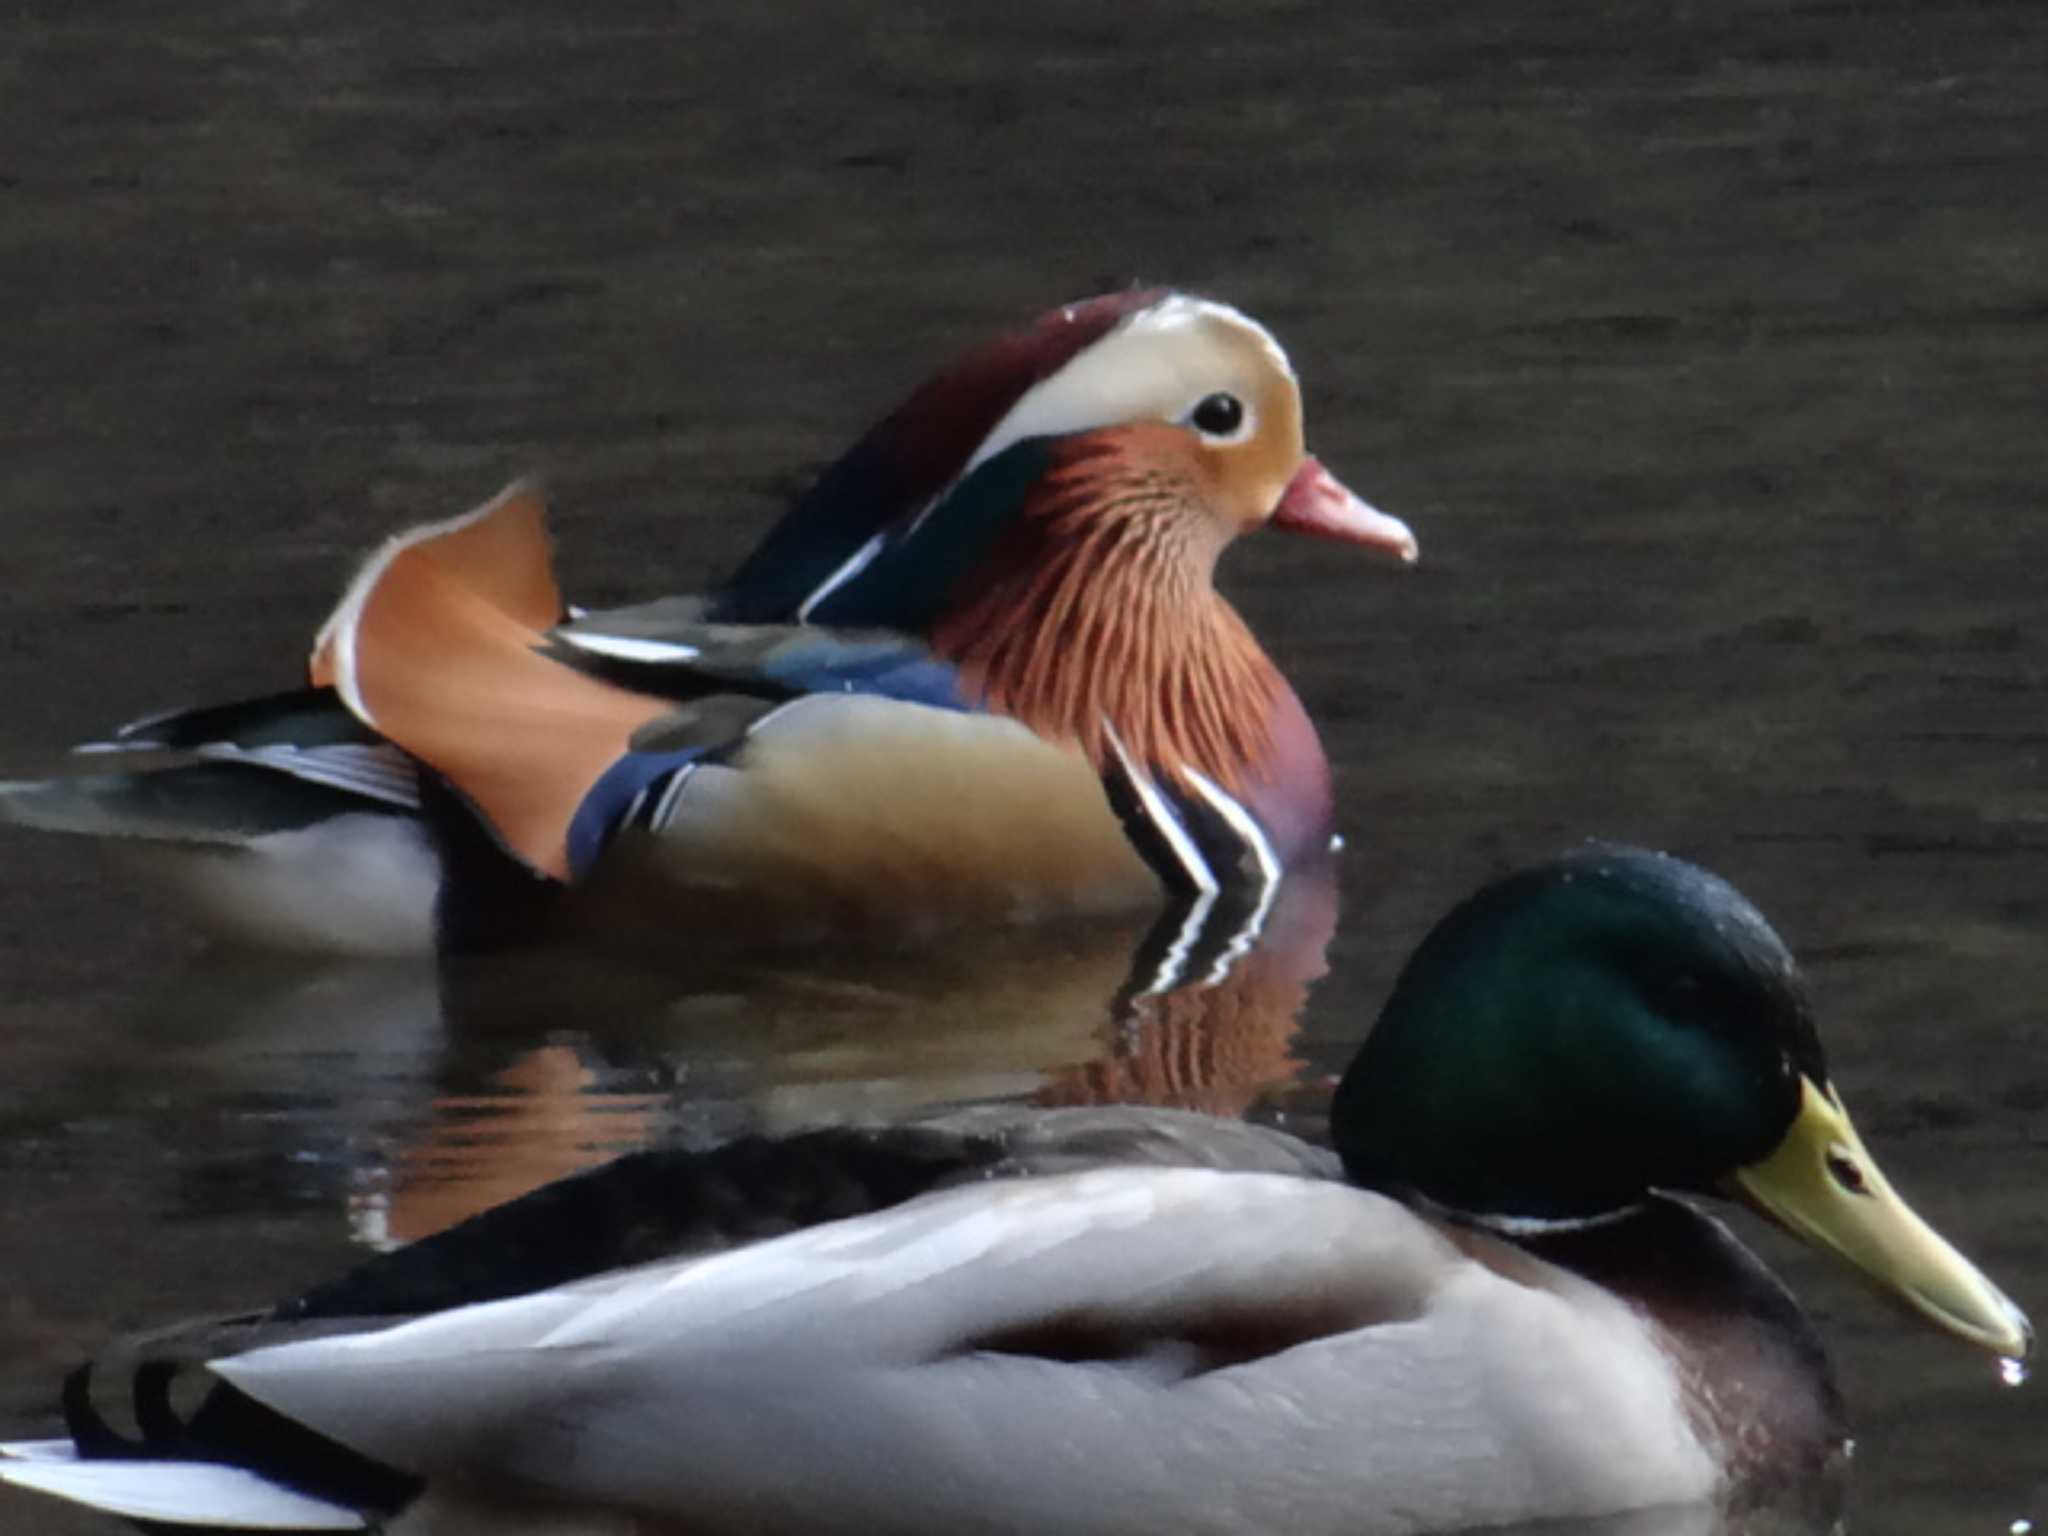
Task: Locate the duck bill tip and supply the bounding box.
[1271,458,1418,566]
[1730,1076,2033,1360]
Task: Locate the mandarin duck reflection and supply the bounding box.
[0,290,1414,954]
[365,858,1340,1243]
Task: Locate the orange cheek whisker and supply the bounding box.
[930,463,1283,802]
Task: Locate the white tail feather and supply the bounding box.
[0,1456,367,1529]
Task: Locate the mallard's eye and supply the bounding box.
[1189,392,1245,438]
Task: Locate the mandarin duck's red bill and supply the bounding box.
[1272,458,1419,562]
[1,289,1418,954]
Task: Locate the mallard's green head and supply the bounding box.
[1334,845,2030,1358]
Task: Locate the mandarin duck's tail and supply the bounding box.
[309,481,674,883]
[0,686,410,840]
[0,684,438,953]
[0,481,684,949]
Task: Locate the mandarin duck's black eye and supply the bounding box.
[1190,392,1245,437]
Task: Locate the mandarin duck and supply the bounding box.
[0,290,1415,954]
[2,848,2026,1535]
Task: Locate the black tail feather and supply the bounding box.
[62,1364,145,1460]
[60,1340,419,1517]
[104,688,374,754]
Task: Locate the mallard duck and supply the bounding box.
[0,289,1415,955]
[2,847,2026,1533]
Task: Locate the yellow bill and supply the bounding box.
[1729,1076,2031,1358]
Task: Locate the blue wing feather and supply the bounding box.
[749,636,972,712]
[562,639,976,876]
[567,748,704,877]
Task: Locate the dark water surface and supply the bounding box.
[2,2,2044,1532]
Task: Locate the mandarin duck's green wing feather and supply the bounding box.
[711,290,1168,623]
[797,438,1057,630]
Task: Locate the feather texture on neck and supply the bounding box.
[930,431,1288,800]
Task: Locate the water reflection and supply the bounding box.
[110,861,1340,1253]
[351,1044,669,1251]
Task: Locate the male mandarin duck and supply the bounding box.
[2,849,2026,1534]
[0,289,1416,954]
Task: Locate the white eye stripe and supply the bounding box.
[957,295,1290,478]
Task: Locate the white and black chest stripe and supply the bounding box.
[1099,721,1282,996]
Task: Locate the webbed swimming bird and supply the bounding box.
[1,847,2026,1534]
[0,290,1415,954]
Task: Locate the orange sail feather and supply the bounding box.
[310,483,670,880]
